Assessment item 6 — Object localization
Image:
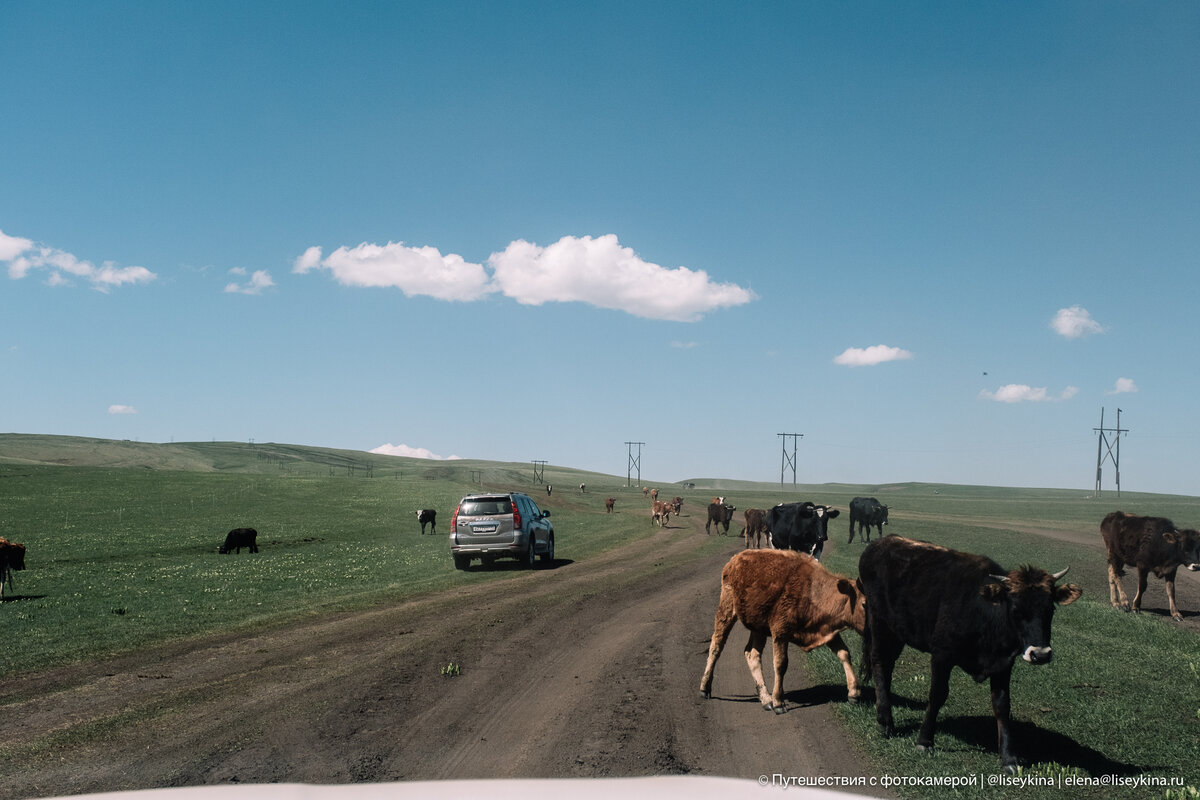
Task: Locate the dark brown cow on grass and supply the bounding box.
[858,536,1080,771]
[219,528,259,554]
[0,538,27,599]
[706,502,735,535]
[1101,511,1200,621]
[671,496,683,515]
[605,497,616,513]
[741,508,768,549]
[416,509,437,535]
[700,549,865,713]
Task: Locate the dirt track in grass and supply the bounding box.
[1,508,889,800]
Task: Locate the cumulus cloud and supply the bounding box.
[980,384,1079,403]
[488,235,756,322]
[370,443,462,460]
[1051,306,1104,339]
[1,228,156,291]
[293,241,493,302]
[1108,377,1138,395]
[224,268,275,295]
[108,404,138,415]
[294,234,755,321]
[833,345,914,367]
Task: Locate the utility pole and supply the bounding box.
[1094,408,1129,497]
[778,433,803,489]
[625,441,645,488]
[531,460,547,485]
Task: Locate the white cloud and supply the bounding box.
[1108,377,1138,395]
[488,235,756,322]
[293,241,493,302]
[833,345,914,367]
[370,443,462,460]
[670,340,699,349]
[225,269,275,295]
[1051,306,1104,339]
[0,228,156,291]
[294,234,756,321]
[980,384,1079,403]
[108,404,138,415]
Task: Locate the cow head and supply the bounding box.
[2,541,26,571]
[981,566,1081,664]
[839,577,868,634]
[1164,529,1200,571]
[805,504,839,559]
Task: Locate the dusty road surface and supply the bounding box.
[1,509,887,800]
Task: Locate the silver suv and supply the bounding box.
[449,491,554,570]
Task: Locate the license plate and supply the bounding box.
[472,524,498,533]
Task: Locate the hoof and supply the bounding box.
[915,743,934,755]
[772,704,787,715]
[700,691,711,700]
[847,692,863,704]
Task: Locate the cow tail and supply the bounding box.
[858,615,874,685]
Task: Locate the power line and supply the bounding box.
[1094,408,1129,497]
[625,441,645,487]
[778,433,802,488]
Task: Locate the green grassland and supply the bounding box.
[2,434,1198,798]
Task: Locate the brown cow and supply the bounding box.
[0,538,27,599]
[651,500,672,526]
[1101,511,1200,621]
[700,549,866,713]
[605,497,616,513]
[741,508,769,548]
[671,496,683,515]
[650,488,659,501]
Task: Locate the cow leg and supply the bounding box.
[990,667,1021,771]
[1132,566,1149,614]
[870,625,903,738]
[767,633,791,713]
[699,592,738,698]
[826,632,860,701]
[742,630,774,710]
[1163,567,1183,621]
[1108,562,1129,610]
[916,656,952,754]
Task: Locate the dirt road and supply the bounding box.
[2,510,886,800]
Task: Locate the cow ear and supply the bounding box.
[1055,583,1082,606]
[1163,531,1180,545]
[827,508,841,518]
[836,578,855,597]
[980,581,1006,603]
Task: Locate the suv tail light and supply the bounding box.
[511,499,522,531]
[450,505,460,532]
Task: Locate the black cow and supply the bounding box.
[416,509,437,535]
[1101,511,1200,621]
[858,536,1081,770]
[219,528,259,554]
[0,537,27,598]
[848,496,889,543]
[766,502,839,560]
[706,502,736,535]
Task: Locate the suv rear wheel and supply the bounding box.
[540,535,555,565]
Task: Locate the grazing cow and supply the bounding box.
[706,502,736,535]
[652,500,672,526]
[546,484,553,496]
[848,497,889,543]
[579,483,586,493]
[766,502,840,560]
[1101,511,1200,621]
[0,538,27,599]
[671,496,683,515]
[741,508,769,549]
[642,487,649,497]
[416,509,437,535]
[219,528,259,554]
[699,549,866,713]
[858,536,1081,770]
[605,497,616,513]
[650,488,659,501]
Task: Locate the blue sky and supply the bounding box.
[3,1,1198,495]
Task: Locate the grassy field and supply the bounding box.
[2,434,1198,798]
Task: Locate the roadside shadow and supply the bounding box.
[930,715,1143,776]
[475,558,575,572]
[1,594,47,602]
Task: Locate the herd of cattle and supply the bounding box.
[694,500,1200,771]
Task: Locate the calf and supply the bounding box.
[219,528,259,554]
[652,500,672,526]
[706,502,736,535]
[767,502,839,560]
[650,489,659,501]
[848,496,889,543]
[0,538,27,599]
[416,509,437,535]
[700,549,866,713]
[671,496,683,515]
[605,497,616,513]
[741,508,769,549]
[1101,511,1200,621]
[858,536,1080,770]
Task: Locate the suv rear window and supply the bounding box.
[459,497,512,515]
